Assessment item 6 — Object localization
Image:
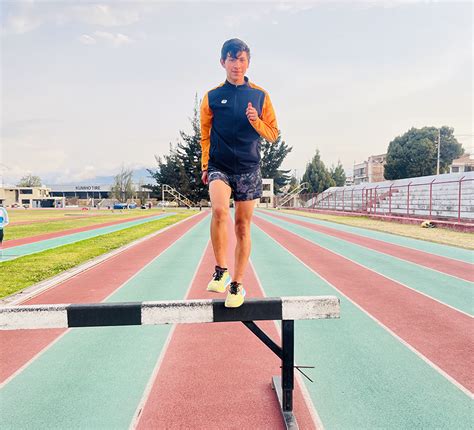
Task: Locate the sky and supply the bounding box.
[1,0,472,185]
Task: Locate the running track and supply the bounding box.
[1,213,172,262]
[0,209,472,429]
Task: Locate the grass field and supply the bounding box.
[278,209,474,250]
[5,209,184,241]
[8,208,109,223]
[0,211,196,299]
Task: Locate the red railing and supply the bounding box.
[275,176,473,223]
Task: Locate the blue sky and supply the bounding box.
[1,0,472,184]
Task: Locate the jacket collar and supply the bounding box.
[224,76,250,88]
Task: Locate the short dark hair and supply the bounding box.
[221,38,250,62]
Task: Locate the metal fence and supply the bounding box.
[274,176,474,223]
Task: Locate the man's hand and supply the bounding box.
[246,102,258,122]
[201,170,208,185]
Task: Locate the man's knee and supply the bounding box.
[212,205,229,222]
[235,218,251,239]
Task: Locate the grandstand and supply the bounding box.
[293,172,473,222]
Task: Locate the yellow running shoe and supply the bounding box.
[207,266,231,293]
[225,282,246,308]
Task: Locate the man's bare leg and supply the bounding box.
[233,199,257,283]
[209,180,232,268]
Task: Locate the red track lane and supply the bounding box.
[137,219,315,430]
[261,211,473,282]
[253,215,474,394]
[3,213,163,248]
[0,212,208,384]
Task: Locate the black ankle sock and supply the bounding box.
[216,265,227,271]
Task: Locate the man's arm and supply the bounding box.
[200,92,213,172]
[248,93,278,143]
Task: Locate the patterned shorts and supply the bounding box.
[208,168,262,201]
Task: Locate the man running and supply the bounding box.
[200,38,278,308]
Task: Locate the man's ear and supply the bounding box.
[220,58,225,68]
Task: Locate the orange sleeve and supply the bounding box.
[249,93,278,143]
[200,92,213,171]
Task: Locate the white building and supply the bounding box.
[450,153,474,173]
[257,178,274,207]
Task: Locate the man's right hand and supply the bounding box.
[201,170,208,185]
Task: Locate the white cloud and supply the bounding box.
[2,14,41,35]
[94,31,133,47]
[1,3,154,36]
[71,4,142,27]
[78,34,97,45]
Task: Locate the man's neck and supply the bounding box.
[227,76,245,86]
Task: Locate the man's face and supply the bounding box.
[220,51,249,84]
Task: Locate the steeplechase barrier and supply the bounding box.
[0,296,340,429]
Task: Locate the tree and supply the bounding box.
[384,126,464,180]
[175,95,208,203]
[260,132,292,193]
[17,174,42,187]
[288,175,299,192]
[330,161,346,186]
[135,179,149,205]
[147,96,207,204]
[148,95,294,202]
[302,150,335,193]
[110,166,134,202]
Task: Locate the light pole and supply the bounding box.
[436,128,441,175]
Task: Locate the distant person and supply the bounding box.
[200,38,278,308]
[0,206,9,259]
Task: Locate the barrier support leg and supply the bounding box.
[242,320,298,430]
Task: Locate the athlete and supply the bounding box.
[0,206,9,259]
[200,38,278,308]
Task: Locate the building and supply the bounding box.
[48,184,112,200]
[256,178,274,207]
[48,183,151,205]
[0,182,152,208]
[353,153,386,185]
[450,153,474,173]
[0,186,64,208]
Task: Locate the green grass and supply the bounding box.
[277,209,474,250]
[0,212,196,299]
[8,209,92,222]
[6,210,164,241]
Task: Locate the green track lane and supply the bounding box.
[251,224,472,430]
[0,216,210,429]
[260,209,473,263]
[1,213,173,262]
[256,212,472,315]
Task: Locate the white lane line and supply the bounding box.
[129,238,211,430]
[254,213,472,319]
[259,210,473,284]
[249,259,324,430]
[2,212,205,306]
[0,214,210,389]
[253,221,473,399]
[261,209,473,264]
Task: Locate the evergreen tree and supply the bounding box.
[330,161,346,186]
[260,132,292,193]
[148,95,293,202]
[175,95,208,203]
[302,150,335,193]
